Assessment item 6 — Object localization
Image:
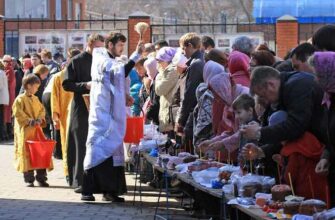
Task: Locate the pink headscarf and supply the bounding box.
[228,50,250,87]
[144,57,158,81]
[156,47,177,63]
[203,60,225,84]
[313,52,335,108]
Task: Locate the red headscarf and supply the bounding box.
[22,58,32,73]
[228,51,250,87]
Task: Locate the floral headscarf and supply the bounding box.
[313,52,335,93]
[313,52,335,108]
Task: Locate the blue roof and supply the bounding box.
[253,0,335,23]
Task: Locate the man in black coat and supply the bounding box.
[62,34,105,190]
[240,66,325,159]
[176,33,204,146]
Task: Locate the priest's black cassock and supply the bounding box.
[62,51,92,187]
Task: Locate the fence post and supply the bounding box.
[163,18,165,40]
[114,13,116,29]
[65,14,68,29]
[101,13,104,30]
[89,14,92,29]
[53,14,56,29]
[0,16,5,57]
[128,12,151,56]
[276,15,298,59]
[17,15,19,30]
[42,14,44,29]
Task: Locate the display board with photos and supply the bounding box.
[22,33,66,56]
[19,30,113,57]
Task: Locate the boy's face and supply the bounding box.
[26,83,40,95]
[234,107,254,124]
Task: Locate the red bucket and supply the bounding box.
[26,140,56,169]
[124,116,144,144]
[26,126,56,169]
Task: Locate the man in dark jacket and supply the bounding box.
[62,34,105,190]
[176,33,204,143]
[240,66,325,159]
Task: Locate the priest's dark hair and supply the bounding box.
[105,32,127,48]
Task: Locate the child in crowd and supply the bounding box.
[232,94,259,172]
[12,74,50,187]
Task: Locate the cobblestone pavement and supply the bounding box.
[0,141,198,220]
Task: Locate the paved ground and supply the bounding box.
[0,141,199,220]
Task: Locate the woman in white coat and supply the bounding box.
[0,62,9,140]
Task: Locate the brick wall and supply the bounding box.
[128,16,151,55]
[276,18,298,58]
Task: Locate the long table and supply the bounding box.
[142,153,272,220]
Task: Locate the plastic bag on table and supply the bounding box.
[237,174,263,198]
[313,208,335,220]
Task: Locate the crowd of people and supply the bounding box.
[0,24,335,207]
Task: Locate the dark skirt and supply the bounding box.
[82,156,127,195]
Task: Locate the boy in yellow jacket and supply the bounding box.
[12,74,51,187]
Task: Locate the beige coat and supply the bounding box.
[155,64,179,132]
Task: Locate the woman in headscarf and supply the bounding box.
[202,61,227,136]
[192,83,214,148]
[199,73,249,162]
[228,50,250,87]
[312,51,335,207]
[155,47,178,133]
[144,57,160,125]
[192,61,224,148]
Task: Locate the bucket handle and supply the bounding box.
[34,125,47,141]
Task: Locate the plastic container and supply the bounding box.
[27,140,56,168]
[26,126,55,169]
[124,116,144,144]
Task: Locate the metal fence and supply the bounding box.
[150,18,277,51]
[4,15,128,58]
[4,14,332,58]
